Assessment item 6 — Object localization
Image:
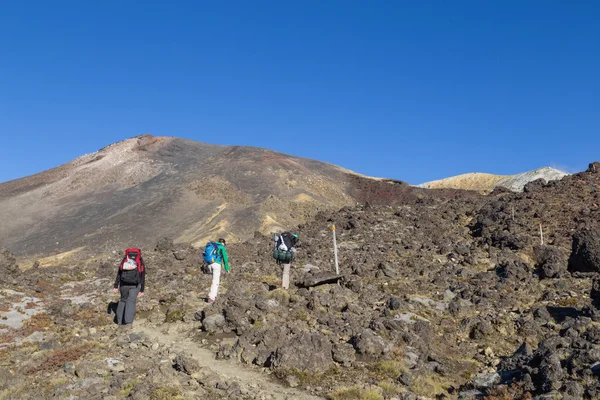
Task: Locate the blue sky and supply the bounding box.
[0,1,598,184]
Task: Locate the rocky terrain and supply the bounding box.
[419,167,568,193]
[2,155,600,399]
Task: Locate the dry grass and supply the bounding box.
[371,360,406,379]
[378,381,401,398]
[327,386,383,400]
[25,342,96,375]
[150,386,184,400]
[268,288,290,304]
[411,374,450,398]
[72,308,106,327]
[261,274,281,286]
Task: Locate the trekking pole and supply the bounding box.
[332,225,340,275]
[539,223,544,245]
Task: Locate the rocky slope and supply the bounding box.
[0,135,436,258]
[419,167,569,193]
[1,160,600,400]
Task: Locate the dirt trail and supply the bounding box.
[135,320,324,400]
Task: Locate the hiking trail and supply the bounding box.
[134,319,324,400]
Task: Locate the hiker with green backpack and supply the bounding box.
[273,232,298,290]
[203,238,229,303]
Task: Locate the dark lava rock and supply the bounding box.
[569,228,600,273]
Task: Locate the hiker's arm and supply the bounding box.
[139,265,145,293]
[114,269,121,289]
[222,247,230,272]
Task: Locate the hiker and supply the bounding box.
[273,232,298,290]
[113,248,145,327]
[203,238,229,303]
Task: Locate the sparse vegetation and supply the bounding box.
[261,274,280,286]
[328,385,384,400]
[378,381,401,398]
[371,360,406,379]
[268,288,290,304]
[25,342,95,375]
[150,386,184,400]
[410,374,449,398]
[165,309,184,323]
[120,379,140,397]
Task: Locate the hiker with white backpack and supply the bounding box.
[203,238,230,303]
[273,232,298,290]
[113,248,145,327]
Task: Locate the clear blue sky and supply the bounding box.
[1,1,598,184]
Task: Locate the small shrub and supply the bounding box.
[252,320,264,328]
[378,381,400,397]
[165,310,184,323]
[372,360,405,379]
[269,288,290,304]
[411,374,448,398]
[150,386,184,400]
[261,274,280,286]
[120,379,139,397]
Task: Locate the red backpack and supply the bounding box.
[119,248,145,285]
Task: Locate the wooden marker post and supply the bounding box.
[539,223,544,245]
[332,225,339,275]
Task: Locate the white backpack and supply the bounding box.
[122,258,137,271]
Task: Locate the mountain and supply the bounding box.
[2,161,600,400]
[418,166,569,193]
[0,134,447,256]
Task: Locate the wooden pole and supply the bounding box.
[332,225,339,275]
[539,223,544,245]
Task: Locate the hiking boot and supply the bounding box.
[207,298,215,304]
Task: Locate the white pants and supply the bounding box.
[208,262,221,300]
[281,263,291,290]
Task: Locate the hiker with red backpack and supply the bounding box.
[113,248,145,327]
[273,232,298,290]
[203,238,229,303]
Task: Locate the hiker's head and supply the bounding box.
[218,238,226,246]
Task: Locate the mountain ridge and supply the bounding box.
[418,166,569,193]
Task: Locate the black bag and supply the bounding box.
[279,232,297,250]
[121,269,140,285]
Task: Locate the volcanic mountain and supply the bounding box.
[418,166,568,193]
[0,135,435,256]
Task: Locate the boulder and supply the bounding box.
[569,229,600,273]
